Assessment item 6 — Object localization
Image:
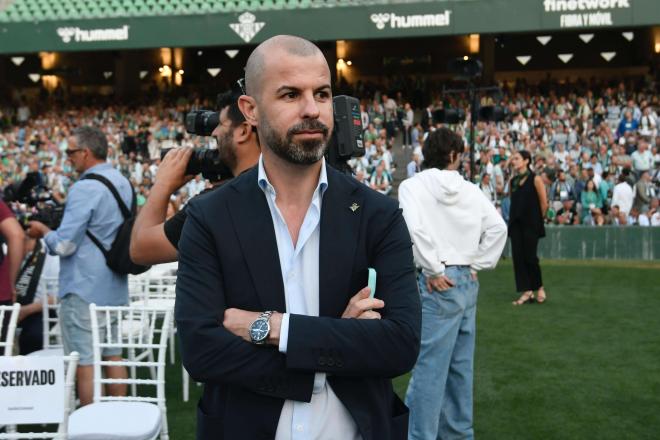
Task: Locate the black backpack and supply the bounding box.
[82,173,150,275]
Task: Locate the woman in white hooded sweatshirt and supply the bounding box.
[399,128,507,440]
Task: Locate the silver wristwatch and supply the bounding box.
[249,311,274,345]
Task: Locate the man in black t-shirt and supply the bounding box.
[130,89,261,264]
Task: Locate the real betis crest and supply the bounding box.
[230,12,265,43]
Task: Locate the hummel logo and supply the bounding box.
[370,13,391,30]
[57,27,76,43]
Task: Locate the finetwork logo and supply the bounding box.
[229,12,265,43]
[370,10,451,30]
[543,0,630,12]
[56,25,129,43]
[543,0,630,28]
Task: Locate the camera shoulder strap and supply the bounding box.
[81,173,133,218]
[81,173,135,255]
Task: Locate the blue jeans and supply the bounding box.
[406,267,479,440]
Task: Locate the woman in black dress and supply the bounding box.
[508,150,548,305]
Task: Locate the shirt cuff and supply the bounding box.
[278,313,290,354]
[43,231,57,255]
[422,263,445,278]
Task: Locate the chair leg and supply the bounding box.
[160,404,169,440]
[182,366,189,402]
[129,347,137,396]
[168,322,175,365]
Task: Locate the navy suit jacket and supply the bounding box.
[175,165,421,440]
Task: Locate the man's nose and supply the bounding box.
[300,92,320,119]
[211,125,221,137]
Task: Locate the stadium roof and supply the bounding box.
[0,0,658,54]
[0,0,435,23]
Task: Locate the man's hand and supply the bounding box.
[426,275,455,292]
[223,309,283,346]
[26,221,51,239]
[341,287,384,320]
[153,147,195,194]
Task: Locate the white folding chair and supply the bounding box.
[0,352,79,440]
[67,305,172,440]
[128,274,149,304]
[0,303,21,356]
[26,278,64,358]
[130,274,190,402]
[41,277,62,352]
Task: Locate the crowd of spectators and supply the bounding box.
[0,100,218,221]
[1,76,659,228]
[351,77,660,227]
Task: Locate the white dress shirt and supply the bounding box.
[257,156,361,440]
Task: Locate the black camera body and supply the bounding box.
[185,110,219,137]
[15,205,65,230]
[182,95,365,177]
[2,173,65,230]
[327,95,365,174]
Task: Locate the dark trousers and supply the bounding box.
[510,226,543,292]
[18,312,43,355]
[403,126,412,146]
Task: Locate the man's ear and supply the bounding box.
[238,95,258,129]
[234,121,252,144]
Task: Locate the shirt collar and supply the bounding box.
[257,154,328,197]
[81,162,111,177]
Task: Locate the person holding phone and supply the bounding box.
[399,128,507,440]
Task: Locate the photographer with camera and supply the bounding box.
[26,126,130,406]
[129,89,261,265]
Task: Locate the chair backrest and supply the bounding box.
[0,303,20,356]
[145,275,177,301]
[89,304,171,407]
[0,351,79,440]
[40,276,62,350]
[128,274,149,303]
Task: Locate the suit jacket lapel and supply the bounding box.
[227,168,286,312]
[319,167,364,317]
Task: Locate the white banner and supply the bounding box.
[0,356,64,424]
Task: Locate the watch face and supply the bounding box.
[250,318,269,342]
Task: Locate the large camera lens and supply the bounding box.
[185,110,220,136]
[160,148,231,182]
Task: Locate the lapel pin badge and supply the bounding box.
[349,202,360,212]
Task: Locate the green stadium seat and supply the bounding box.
[260,0,276,10]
